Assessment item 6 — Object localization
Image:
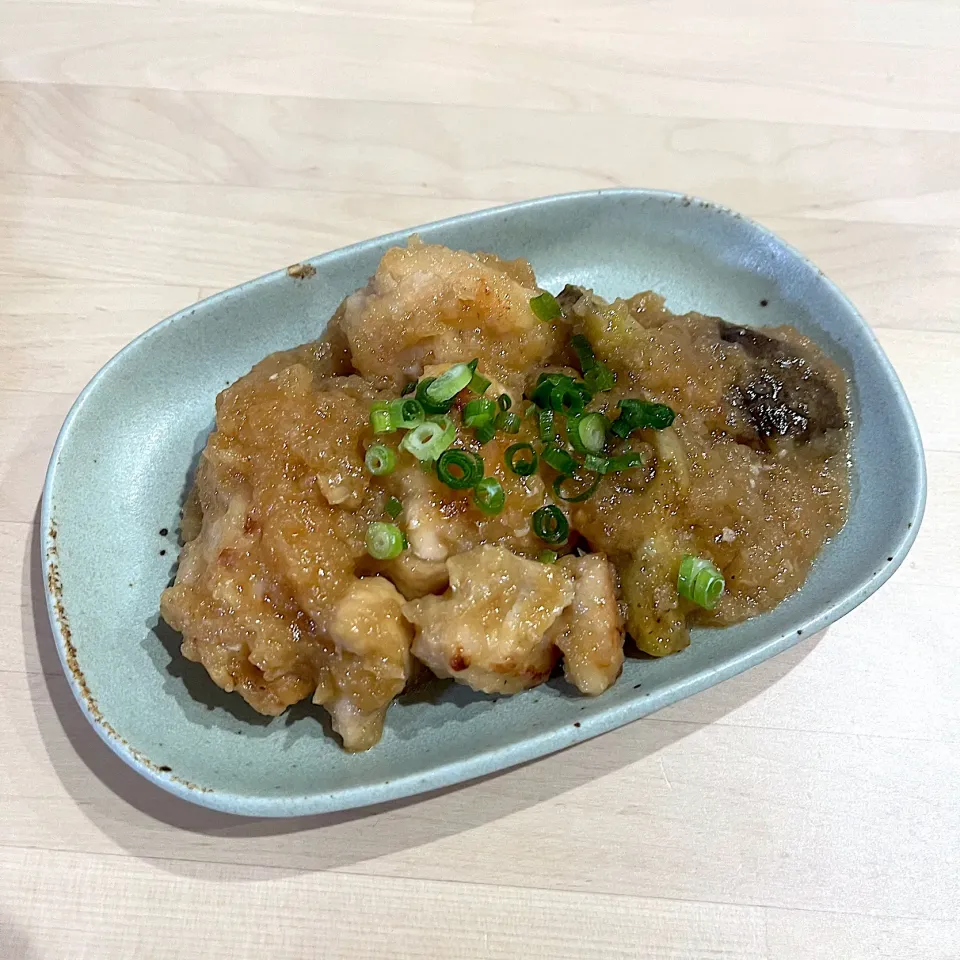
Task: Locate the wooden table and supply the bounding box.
[3,2,958,957]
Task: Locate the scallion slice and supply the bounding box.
[415,377,453,415]
[538,550,559,564]
[474,422,497,445]
[677,555,725,610]
[366,522,405,560]
[607,449,646,471]
[400,415,456,461]
[436,449,484,490]
[473,477,505,515]
[385,496,403,519]
[532,505,569,544]
[570,334,597,372]
[531,373,570,408]
[388,397,425,429]
[369,401,393,434]
[497,393,512,411]
[496,411,521,434]
[610,398,676,438]
[583,453,611,474]
[425,362,473,404]
[401,381,417,396]
[567,412,608,454]
[505,442,538,476]
[541,444,577,476]
[469,371,491,395]
[365,443,397,476]
[552,380,591,416]
[584,363,615,394]
[529,291,562,322]
[463,397,497,428]
[538,408,557,443]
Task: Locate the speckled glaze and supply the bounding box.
[41,189,926,817]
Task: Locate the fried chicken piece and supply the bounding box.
[338,237,561,386]
[548,555,625,695]
[403,545,574,695]
[160,360,415,749]
[315,577,414,751]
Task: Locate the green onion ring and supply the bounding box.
[388,397,425,429]
[400,416,456,461]
[473,477,506,515]
[496,411,521,434]
[366,522,405,560]
[541,444,577,476]
[463,397,497,428]
[529,291,562,321]
[567,412,608,454]
[532,505,569,544]
[436,449,484,490]
[505,442,538,476]
[415,377,453,415]
[364,443,397,476]
[677,555,725,610]
[425,362,473,404]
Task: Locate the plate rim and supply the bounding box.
[40,187,927,817]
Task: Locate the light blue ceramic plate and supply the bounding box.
[42,189,926,817]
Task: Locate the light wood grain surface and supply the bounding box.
[2,2,959,957]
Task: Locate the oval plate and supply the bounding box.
[42,189,925,817]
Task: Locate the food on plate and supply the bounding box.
[160,238,850,750]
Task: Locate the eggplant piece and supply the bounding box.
[720,322,845,443]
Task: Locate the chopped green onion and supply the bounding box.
[496,411,521,434]
[463,397,497,428]
[401,381,417,396]
[469,371,491,395]
[610,398,676,437]
[584,363,615,394]
[425,362,473,404]
[529,291,562,322]
[467,358,480,374]
[570,334,597,372]
[505,442,538,476]
[583,454,611,474]
[369,402,394,434]
[386,496,403,519]
[567,412,608,454]
[400,416,456,461]
[436,449,484,490]
[550,380,589,416]
[474,422,497,445]
[525,404,537,418]
[366,522,405,560]
[677,555,725,610]
[541,444,577,476]
[473,477,505,515]
[416,377,453,415]
[553,470,602,503]
[497,393,512,411]
[538,550,559,564]
[365,443,397,476]
[532,505,569,544]
[531,373,570,407]
[607,449,646,471]
[538,408,557,443]
[388,397,425,429]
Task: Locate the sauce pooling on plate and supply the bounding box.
[160,238,849,751]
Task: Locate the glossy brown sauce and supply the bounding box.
[161,240,849,750]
